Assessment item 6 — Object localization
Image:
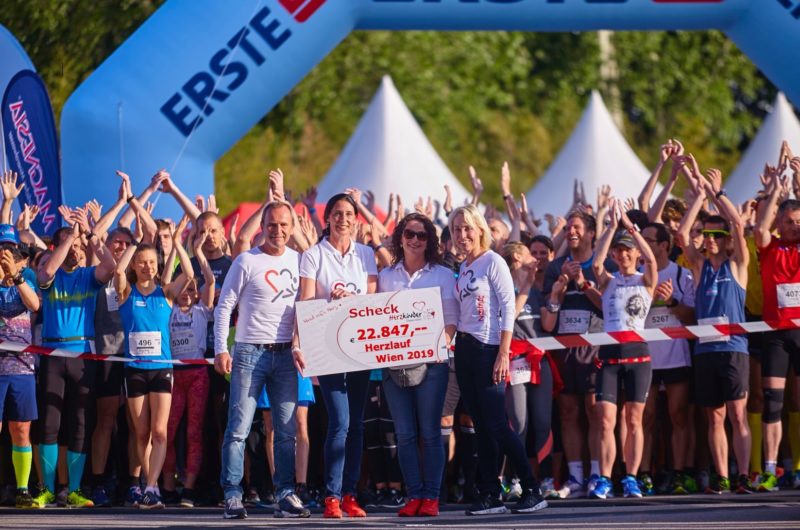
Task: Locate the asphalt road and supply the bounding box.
[0,491,798,529]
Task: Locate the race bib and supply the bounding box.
[776,282,800,309]
[129,331,162,356]
[559,309,591,334]
[105,287,120,312]
[646,306,680,329]
[170,328,198,359]
[510,357,531,386]
[697,316,730,344]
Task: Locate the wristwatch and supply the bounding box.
[546,300,561,314]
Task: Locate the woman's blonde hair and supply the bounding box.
[448,204,492,253]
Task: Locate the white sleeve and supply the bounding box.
[438,270,459,328]
[298,245,320,280]
[489,254,517,332]
[213,257,247,355]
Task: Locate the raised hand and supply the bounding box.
[671,138,685,159]
[345,187,363,205]
[597,184,611,211]
[501,161,512,197]
[0,171,24,200]
[364,190,375,212]
[624,197,636,212]
[228,212,239,244]
[268,168,285,202]
[298,213,318,244]
[659,140,673,163]
[705,168,723,195]
[86,200,102,224]
[301,186,318,209]
[443,185,453,214]
[207,194,219,214]
[58,204,75,223]
[469,166,483,204]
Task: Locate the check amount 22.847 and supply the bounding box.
[356,325,410,341]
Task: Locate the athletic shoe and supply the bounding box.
[735,474,755,494]
[398,498,422,517]
[138,491,163,510]
[55,486,68,507]
[180,488,196,508]
[622,475,643,498]
[557,476,586,499]
[275,492,311,518]
[671,473,689,495]
[0,485,14,507]
[511,488,548,514]
[243,488,262,507]
[32,488,55,508]
[655,471,673,495]
[505,478,523,502]
[161,489,180,506]
[465,493,508,515]
[637,473,654,496]
[15,489,34,509]
[90,486,111,507]
[706,475,730,494]
[379,488,405,508]
[418,498,439,517]
[223,496,247,519]
[124,486,142,507]
[758,472,779,492]
[294,483,315,508]
[342,494,366,517]
[66,489,95,508]
[590,477,613,500]
[323,496,342,518]
[540,477,559,499]
[683,473,699,493]
[586,474,600,497]
[696,470,711,492]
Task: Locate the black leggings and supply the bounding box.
[505,358,554,475]
[38,357,96,453]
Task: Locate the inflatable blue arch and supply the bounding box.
[60,0,800,218]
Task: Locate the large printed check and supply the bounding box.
[296,287,448,377]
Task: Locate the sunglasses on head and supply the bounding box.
[402,229,428,242]
[702,229,730,239]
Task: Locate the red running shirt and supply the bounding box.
[759,237,800,321]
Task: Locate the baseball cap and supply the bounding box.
[612,229,636,249]
[0,224,19,245]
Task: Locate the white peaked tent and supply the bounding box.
[316,75,471,211]
[726,93,800,205]
[525,90,652,218]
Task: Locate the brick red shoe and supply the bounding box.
[418,498,439,517]
[341,494,366,517]
[398,498,422,517]
[324,496,342,518]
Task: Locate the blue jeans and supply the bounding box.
[382,362,448,499]
[454,332,537,496]
[220,343,297,500]
[317,370,371,498]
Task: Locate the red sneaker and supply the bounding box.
[398,498,422,517]
[418,498,439,517]
[324,496,342,518]
[341,494,366,517]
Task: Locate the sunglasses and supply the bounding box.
[702,229,730,239]
[402,229,428,242]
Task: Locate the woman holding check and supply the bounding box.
[298,192,377,518]
[449,204,547,516]
[377,213,458,517]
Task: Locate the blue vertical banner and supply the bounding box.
[2,70,62,234]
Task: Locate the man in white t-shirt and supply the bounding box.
[215,201,309,520]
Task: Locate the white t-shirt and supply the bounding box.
[454,250,516,345]
[214,247,300,354]
[170,304,213,361]
[378,261,459,328]
[645,261,695,369]
[602,271,653,332]
[299,238,377,300]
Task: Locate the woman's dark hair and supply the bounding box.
[127,243,161,285]
[320,193,359,240]
[529,234,554,252]
[391,213,440,266]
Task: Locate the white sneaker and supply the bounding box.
[506,478,523,502]
[540,477,559,499]
[557,476,585,499]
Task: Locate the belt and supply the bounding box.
[601,355,651,366]
[261,342,293,352]
[42,336,92,343]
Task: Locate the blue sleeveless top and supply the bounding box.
[695,259,747,355]
[120,284,173,370]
